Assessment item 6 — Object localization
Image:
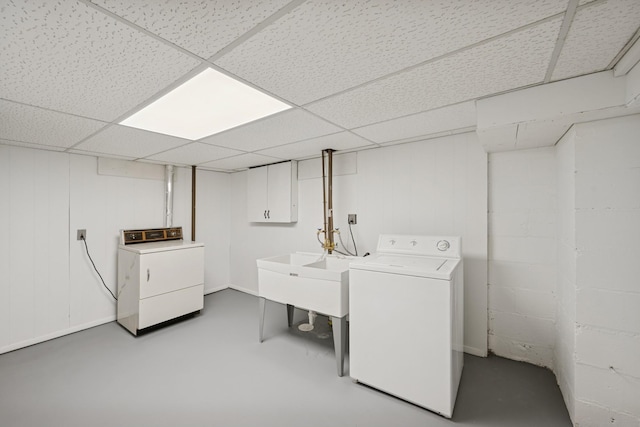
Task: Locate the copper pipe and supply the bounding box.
[327,149,334,254]
[321,150,328,247]
[191,165,196,242]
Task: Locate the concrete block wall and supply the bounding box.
[555,128,577,420]
[488,147,557,368]
[571,115,640,426]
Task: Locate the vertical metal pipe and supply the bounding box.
[191,165,196,242]
[321,150,328,246]
[327,149,334,253]
[164,165,174,228]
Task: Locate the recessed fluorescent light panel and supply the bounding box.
[119,68,291,140]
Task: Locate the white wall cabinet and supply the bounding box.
[247,161,298,223]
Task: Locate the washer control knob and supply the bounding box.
[437,240,450,251]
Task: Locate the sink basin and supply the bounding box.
[257,252,355,377]
[304,257,352,282]
[257,252,353,317]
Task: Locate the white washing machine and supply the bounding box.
[349,235,464,418]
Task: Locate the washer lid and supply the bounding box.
[349,253,459,280]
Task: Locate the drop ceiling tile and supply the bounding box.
[90,0,292,58]
[199,108,342,152]
[306,18,563,129]
[352,102,477,144]
[145,142,243,166]
[199,153,282,171]
[0,99,107,148]
[255,132,375,160]
[0,138,67,152]
[215,0,568,105]
[552,0,640,81]
[73,125,192,159]
[0,0,200,121]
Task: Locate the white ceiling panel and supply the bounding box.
[145,142,243,166]
[552,0,640,81]
[306,18,563,129]
[73,125,192,159]
[89,0,292,58]
[199,153,283,171]
[0,0,200,121]
[255,132,376,160]
[215,0,568,105]
[0,99,107,148]
[353,102,477,144]
[199,108,342,152]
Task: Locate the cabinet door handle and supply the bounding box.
[147,268,150,282]
[267,210,270,219]
[263,210,267,219]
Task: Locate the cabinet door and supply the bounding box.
[266,162,292,222]
[247,166,269,222]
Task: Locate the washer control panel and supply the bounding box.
[377,235,461,257]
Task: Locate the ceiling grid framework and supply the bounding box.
[0,0,638,171]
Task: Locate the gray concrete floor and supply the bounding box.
[0,289,571,427]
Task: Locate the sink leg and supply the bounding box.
[286,304,294,327]
[332,316,347,377]
[259,297,266,343]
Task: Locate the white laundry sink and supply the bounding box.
[257,252,355,377]
[257,252,352,318]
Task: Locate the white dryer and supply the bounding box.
[349,235,464,418]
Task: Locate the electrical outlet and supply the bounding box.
[348,214,357,225]
[77,229,86,240]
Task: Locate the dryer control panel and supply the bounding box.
[376,235,461,258]
[121,227,183,245]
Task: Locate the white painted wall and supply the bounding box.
[555,127,577,420]
[488,147,557,368]
[553,114,640,426]
[0,147,70,351]
[571,115,640,426]
[229,132,489,356]
[194,169,231,293]
[0,148,230,354]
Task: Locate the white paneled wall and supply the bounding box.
[69,155,165,327]
[0,148,231,354]
[0,146,70,350]
[194,169,231,293]
[229,132,488,356]
[488,148,557,368]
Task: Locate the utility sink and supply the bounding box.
[257,252,353,317]
[257,252,355,376]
